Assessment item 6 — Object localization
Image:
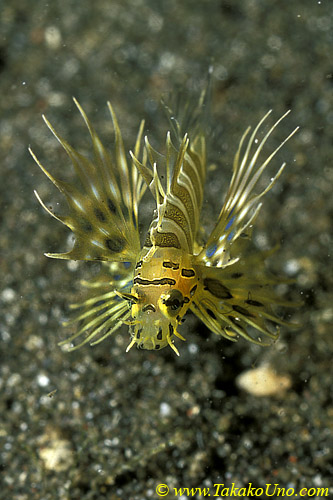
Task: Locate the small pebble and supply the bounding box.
[236,364,292,397]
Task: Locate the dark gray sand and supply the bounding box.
[0,1,332,499]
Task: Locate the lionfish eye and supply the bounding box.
[169,299,180,310]
[163,289,184,315]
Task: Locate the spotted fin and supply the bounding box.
[30,99,147,262]
[192,242,299,346]
[198,110,299,268]
[60,263,133,350]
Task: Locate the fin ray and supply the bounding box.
[198,111,298,267]
[31,100,146,262]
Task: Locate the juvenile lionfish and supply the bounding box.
[30,92,298,356]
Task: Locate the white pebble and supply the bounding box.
[37,374,50,387]
[237,364,291,397]
[1,288,16,303]
[160,402,171,417]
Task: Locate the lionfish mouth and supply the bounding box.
[139,337,165,351]
[126,320,183,355]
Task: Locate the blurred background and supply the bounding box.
[0,1,332,499]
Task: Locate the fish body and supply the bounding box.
[30,93,298,355]
[129,247,197,353]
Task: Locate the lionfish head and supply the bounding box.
[122,288,187,356]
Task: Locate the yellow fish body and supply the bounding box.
[30,93,298,355]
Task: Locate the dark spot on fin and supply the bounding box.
[157,328,163,340]
[206,308,216,319]
[94,208,106,222]
[105,237,125,253]
[245,299,264,307]
[107,198,116,214]
[203,278,233,299]
[81,219,93,232]
[232,305,254,317]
